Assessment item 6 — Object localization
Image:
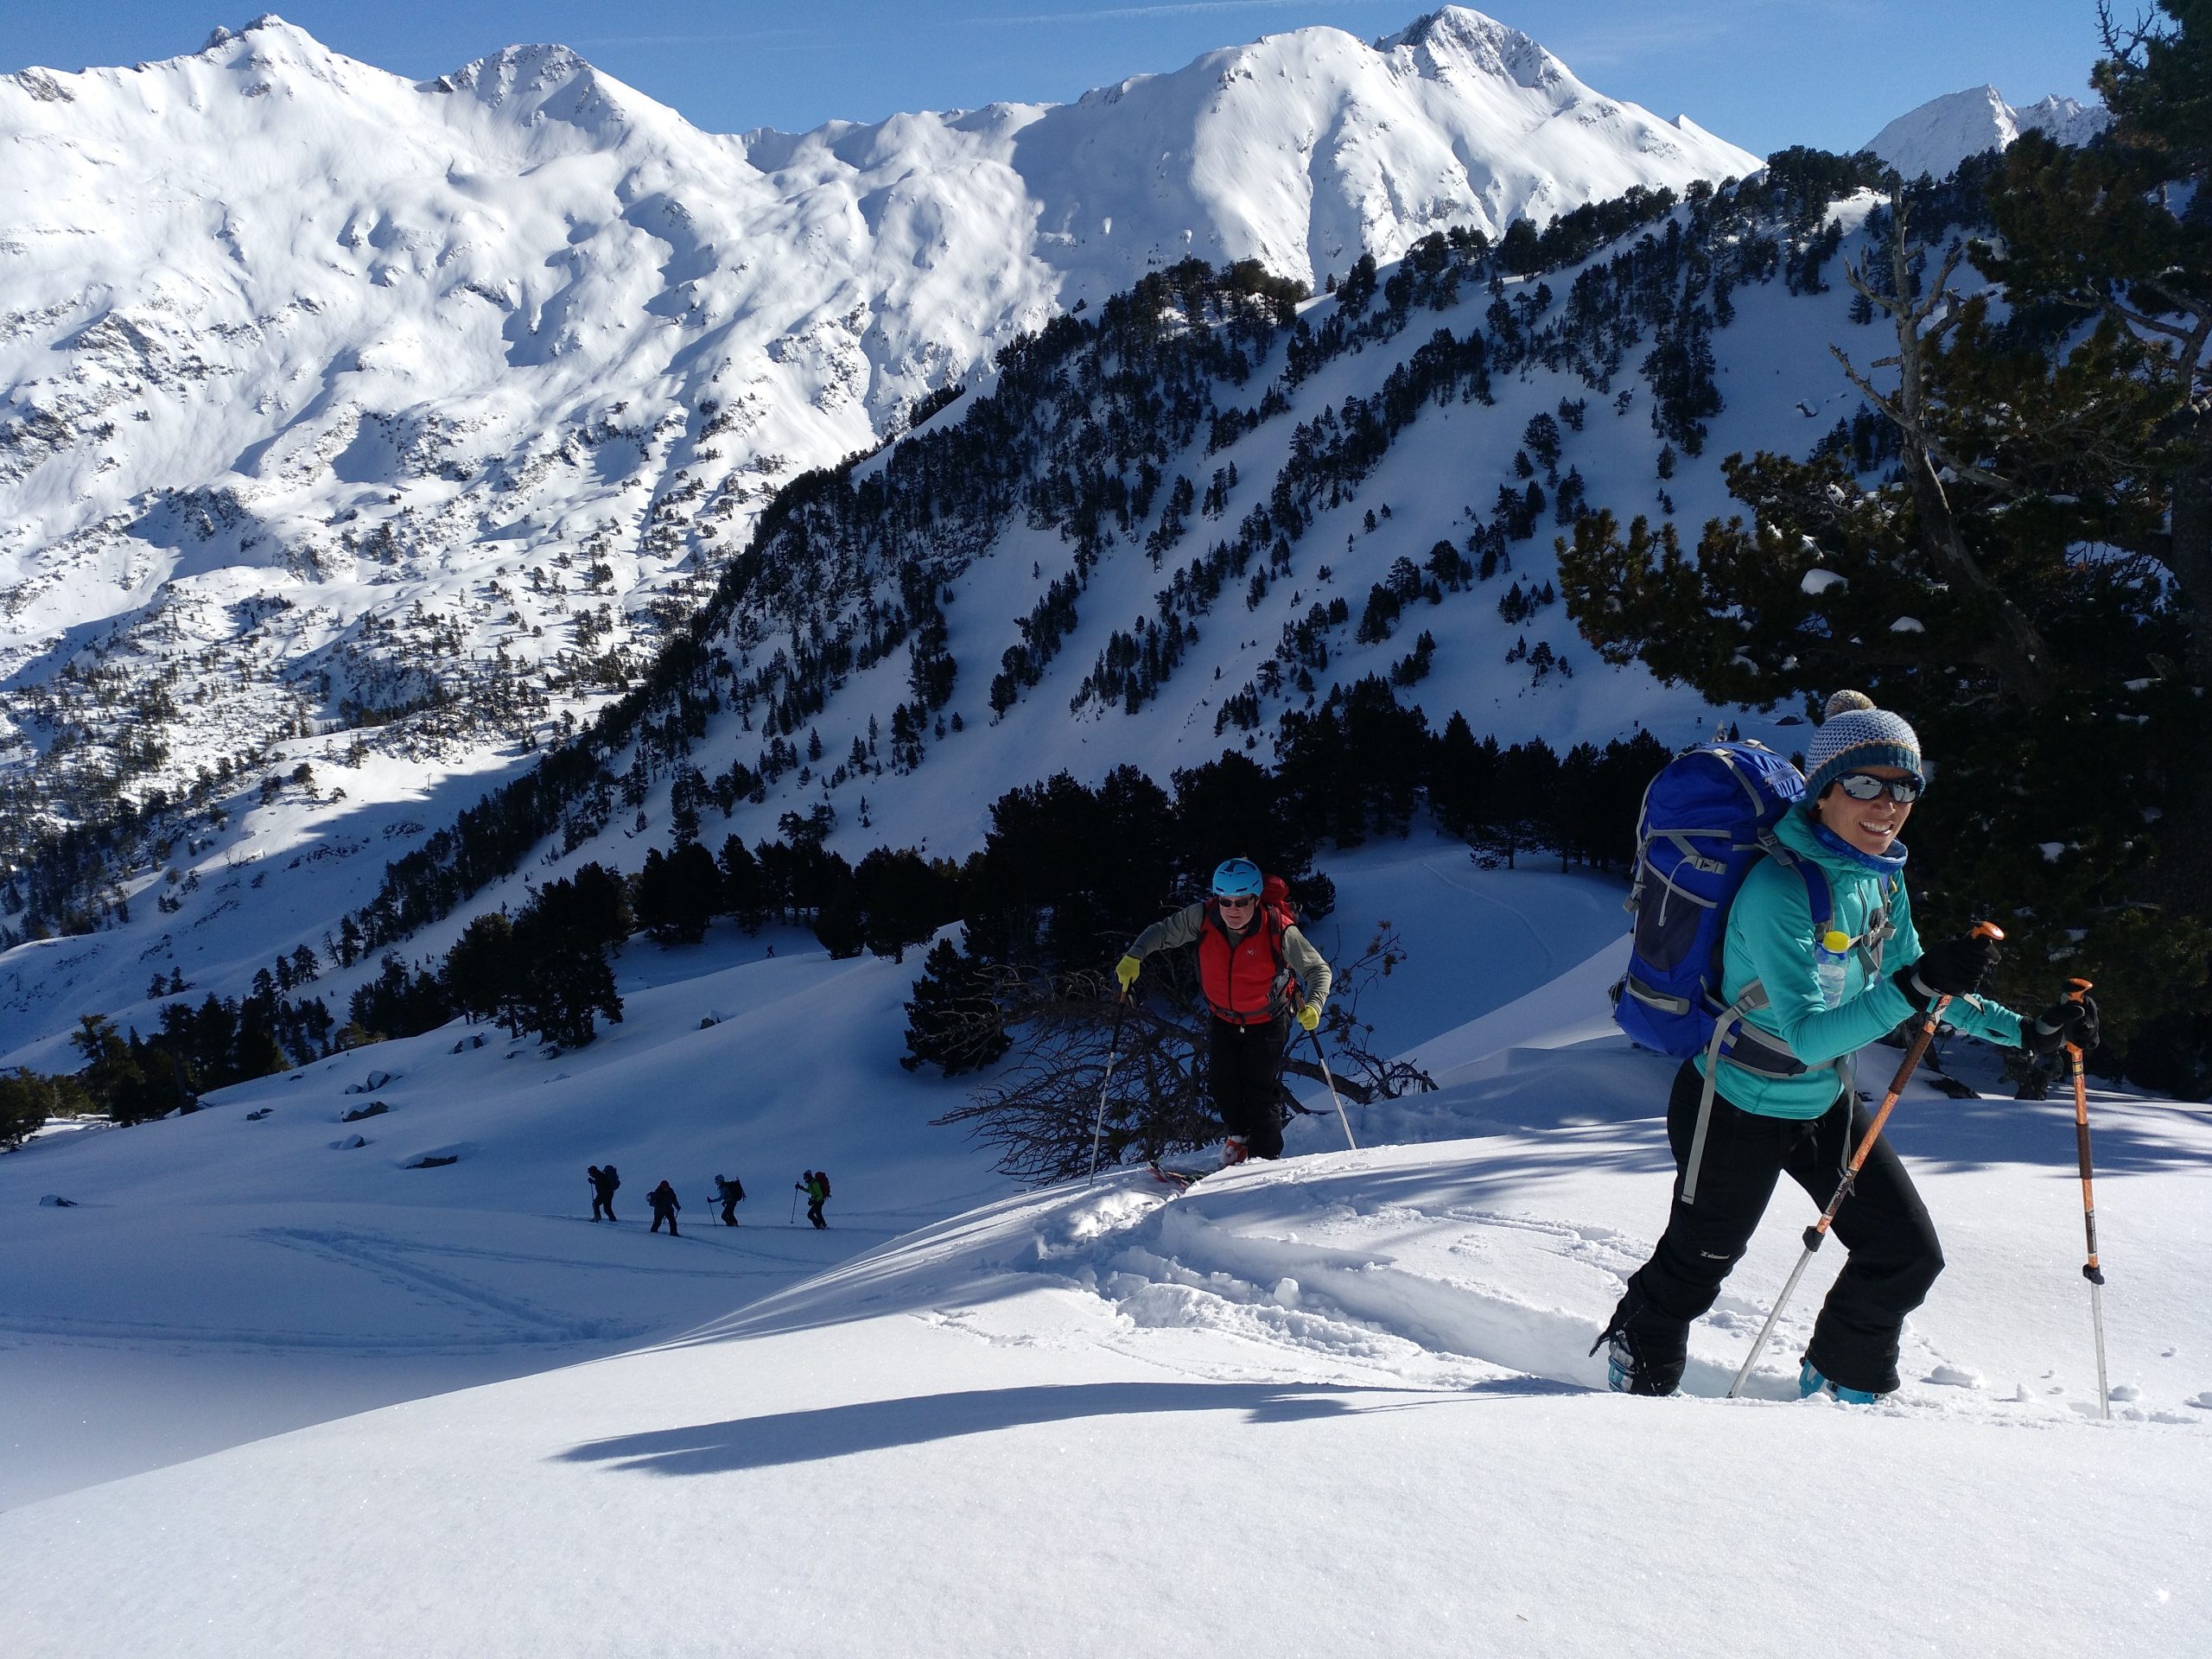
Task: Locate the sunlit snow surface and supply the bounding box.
[0,9,1754,784]
[3,840,2206,1656]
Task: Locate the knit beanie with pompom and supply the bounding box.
[1802,690,1923,800]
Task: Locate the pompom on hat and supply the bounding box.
[1802,690,1923,800]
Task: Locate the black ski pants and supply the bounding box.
[1208,1013,1289,1160]
[591,1192,615,1222]
[651,1206,679,1236]
[806,1198,826,1230]
[721,1196,739,1226]
[1621,1060,1944,1395]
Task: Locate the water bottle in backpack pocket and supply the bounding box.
[1815,929,1853,1009]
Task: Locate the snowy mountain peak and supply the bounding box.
[192,13,356,77]
[200,15,296,54]
[1378,7,1567,93]
[435,41,594,99]
[432,41,606,114]
[0,9,1761,1048]
[1866,83,2109,181]
[2015,92,2107,147]
[424,40,661,143]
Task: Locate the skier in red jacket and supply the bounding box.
[1116,858,1332,1165]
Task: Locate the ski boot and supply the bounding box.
[1601,1332,1683,1397]
[1592,1290,1684,1396]
[1798,1360,1882,1405]
[1219,1135,1250,1169]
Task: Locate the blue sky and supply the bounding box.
[5,2,2107,156]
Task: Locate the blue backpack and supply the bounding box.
[1615,740,1905,1206]
[1613,741,1832,1067]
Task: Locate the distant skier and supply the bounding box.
[1116,857,1332,1166]
[588,1163,620,1223]
[1595,693,2100,1402]
[714,1173,746,1227]
[796,1170,830,1230]
[647,1179,682,1236]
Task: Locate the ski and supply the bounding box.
[1147,1163,1209,1192]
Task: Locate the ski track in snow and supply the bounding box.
[1046,1173,1724,1396]
[1,875,2207,1653]
[973,1141,2212,1430]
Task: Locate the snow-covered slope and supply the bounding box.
[1866,85,2108,182]
[5,849,2206,1653]
[0,834,1630,1507]
[0,10,1757,855]
[0,178,1885,1066]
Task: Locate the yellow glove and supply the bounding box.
[1115,954,1143,994]
[1296,1001,1321,1033]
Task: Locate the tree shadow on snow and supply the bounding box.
[553,1378,1555,1478]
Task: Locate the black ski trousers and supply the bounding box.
[1208,1013,1289,1160]
[806,1198,826,1230]
[651,1207,679,1236]
[591,1194,615,1222]
[1622,1060,1944,1395]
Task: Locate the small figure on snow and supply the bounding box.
[1597,693,2100,1402]
[796,1169,830,1230]
[588,1163,620,1223]
[715,1173,746,1227]
[647,1179,682,1236]
[1116,857,1333,1166]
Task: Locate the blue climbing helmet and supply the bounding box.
[1211,856,1263,898]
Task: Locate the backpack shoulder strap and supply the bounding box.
[1764,842,1833,932]
[1857,873,1903,974]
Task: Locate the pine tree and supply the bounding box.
[1560,142,2210,1084]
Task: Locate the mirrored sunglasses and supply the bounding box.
[1834,771,1922,804]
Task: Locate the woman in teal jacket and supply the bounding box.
[1600,692,2100,1402]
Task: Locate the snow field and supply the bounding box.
[6,1065,2205,1656]
[0,839,1621,1508]
[3,837,2206,1654]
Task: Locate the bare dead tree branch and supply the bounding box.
[931,939,1433,1184]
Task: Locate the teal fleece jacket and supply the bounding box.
[1698,803,2025,1119]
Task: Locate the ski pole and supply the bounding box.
[2063,976,2109,1421]
[1728,922,2003,1399]
[1087,993,1130,1185]
[1310,1030,1357,1152]
[790,1185,799,1226]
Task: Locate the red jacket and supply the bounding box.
[1198,900,1297,1025]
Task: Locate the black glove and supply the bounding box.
[2021,994,2100,1057]
[1893,932,2001,1011]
